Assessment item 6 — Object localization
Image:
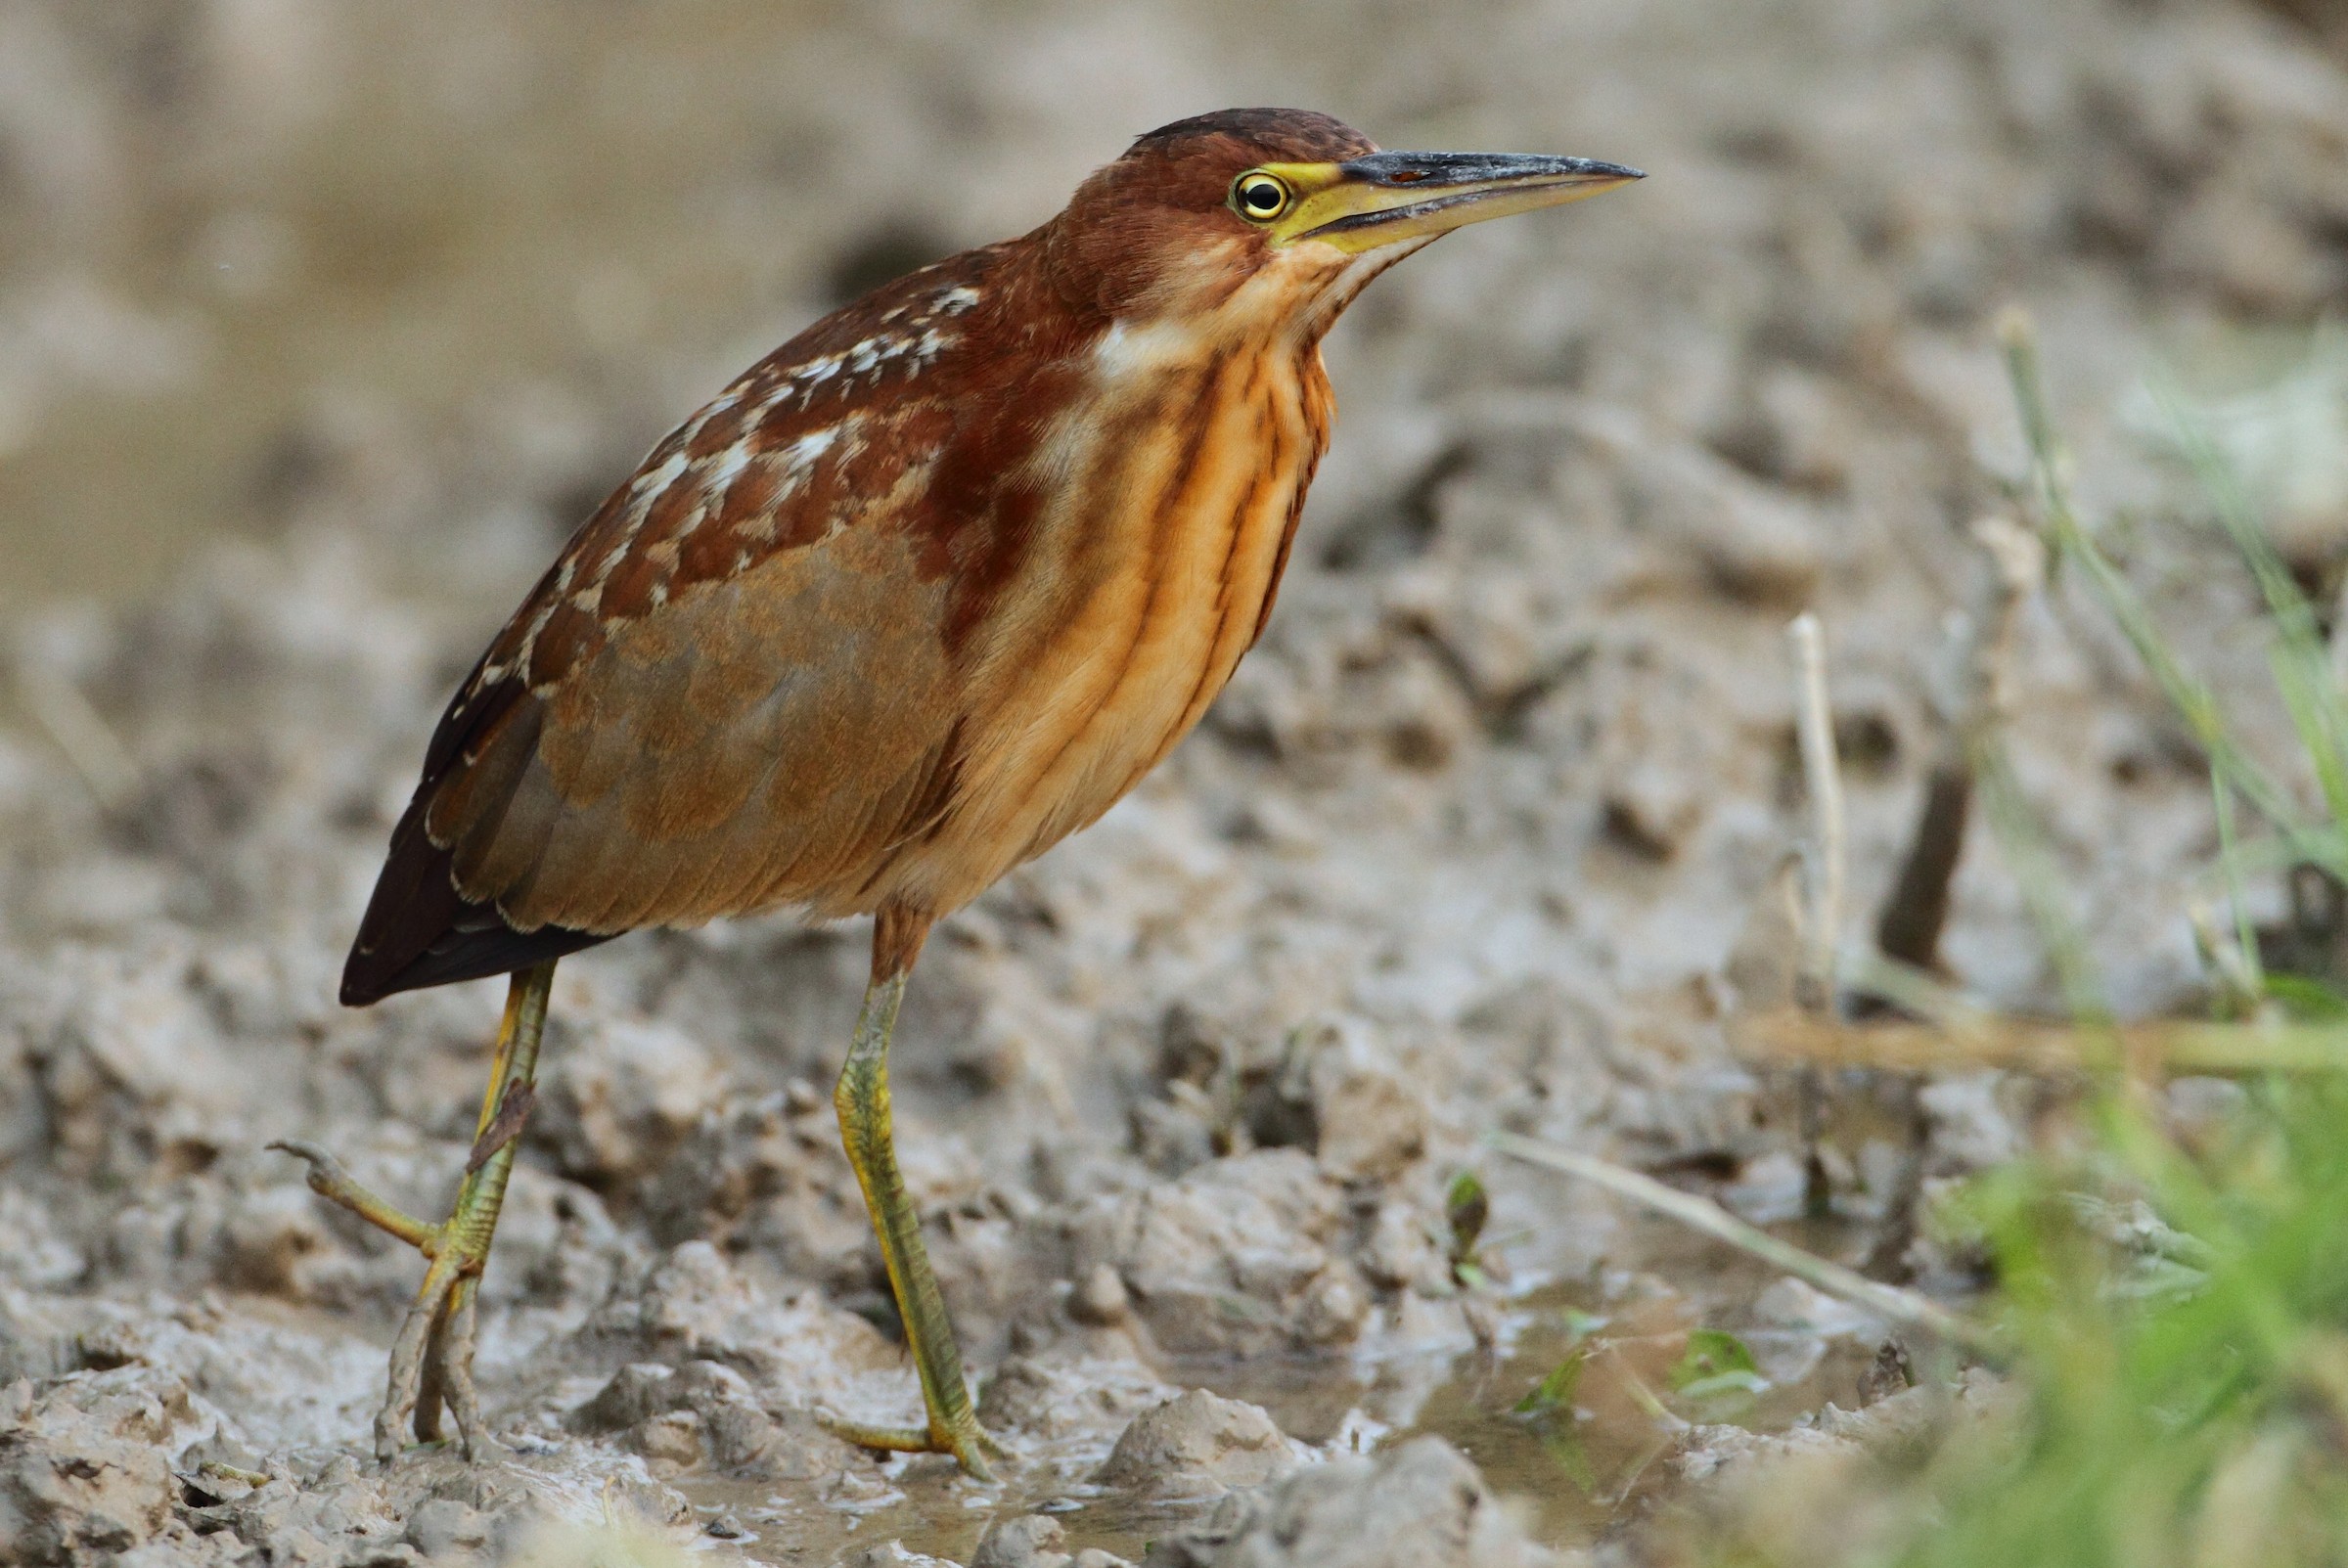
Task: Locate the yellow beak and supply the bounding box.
[1258,151,1643,252]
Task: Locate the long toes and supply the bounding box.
[376,1265,466,1462]
[440,1289,497,1461]
[949,1444,998,1483]
[816,1413,1001,1481]
[269,1140,437,1250]
[948,1421,1003,1482]
[816,1413,933,1455]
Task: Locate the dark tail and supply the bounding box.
[340,792,611,1005]
[341,668,614,1004]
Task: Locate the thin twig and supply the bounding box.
[1875,516,2041,972]
[16,663,138,811]
[2329,567,2348,694]
[1841,949,1996,1031]
[1963,516,2044,735]
[1733,1008,2348,1075]
[1787,612,1845,1010]
[1488,1132,2002,1357]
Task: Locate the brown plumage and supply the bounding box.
[344,113,1643,1004]
[345,112,1389,1002]
[303,108,1637,1473]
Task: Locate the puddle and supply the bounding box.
[1211,1217,1884,1549]
[675,1208,1888,1562]
[1383,1272,1881,1544]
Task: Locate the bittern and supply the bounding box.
[278,108,1638,1478]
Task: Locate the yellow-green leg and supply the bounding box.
[821,966,1002,1479]
[272,960,555,1462]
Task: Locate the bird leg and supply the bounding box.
[821,914,1001,1480]
[272,960,555,1462]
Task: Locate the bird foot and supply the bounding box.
[269,1139,507,1464]
[817,1410,1006,1482]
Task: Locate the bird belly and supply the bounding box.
[881,342,1325,914]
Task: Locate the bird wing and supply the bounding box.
[343,246,1039,1002]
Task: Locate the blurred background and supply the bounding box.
[8,0,2339,621]
[3,0,1680,611]
[8,1,2348,1561]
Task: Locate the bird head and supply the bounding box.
[1045,108,1641,332]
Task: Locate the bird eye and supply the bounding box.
[1232,173,1291,222]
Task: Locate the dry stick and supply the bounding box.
[16,663,138,812]
[1784,613,1847,1218]
[1488,1132,2003,1357]
[1786,613,1845,1011]
[1735,1008,2348,1075]
[1840,949,1993,1032]
[1876,518,2045,970]
[1874,768,1972,972]
[1858,519,2046,1278]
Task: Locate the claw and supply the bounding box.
[376,1249,465,1461]
[436,1280,495,1459]
[266,1139,492,1458]
[267,1139,435,1251]
[272,961,556,1464]
[817,1411,1002,1482]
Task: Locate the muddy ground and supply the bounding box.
[4,0,2345,1563]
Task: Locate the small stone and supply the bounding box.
[216,1184,334,1300]
[973,1512,1072,1568]
[403,1498,488,1558]
[1295,1269,1371,1346]
[1357,1202,1445,1294]
[1138,1435,1544,1567]
[703,1403,780,1471]
[842,1545,960,1568]
[1094,1389,1298,1501]
[1067,1265,1129,1327]
[667,1358,756,1409]
[975,1357,1176,1448]
[1305,1026,1427,1186]
[625,1411,704,1473]
[1721,1152,1809,1226]
[1130,1095,1218,1178]
[1079,1148,1351,1358]
[0,1366,190,1565]
[566,1363,675,1434]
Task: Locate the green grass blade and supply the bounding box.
[2001,320,2346,880]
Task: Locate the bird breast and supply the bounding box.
[888,314,1332,913]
